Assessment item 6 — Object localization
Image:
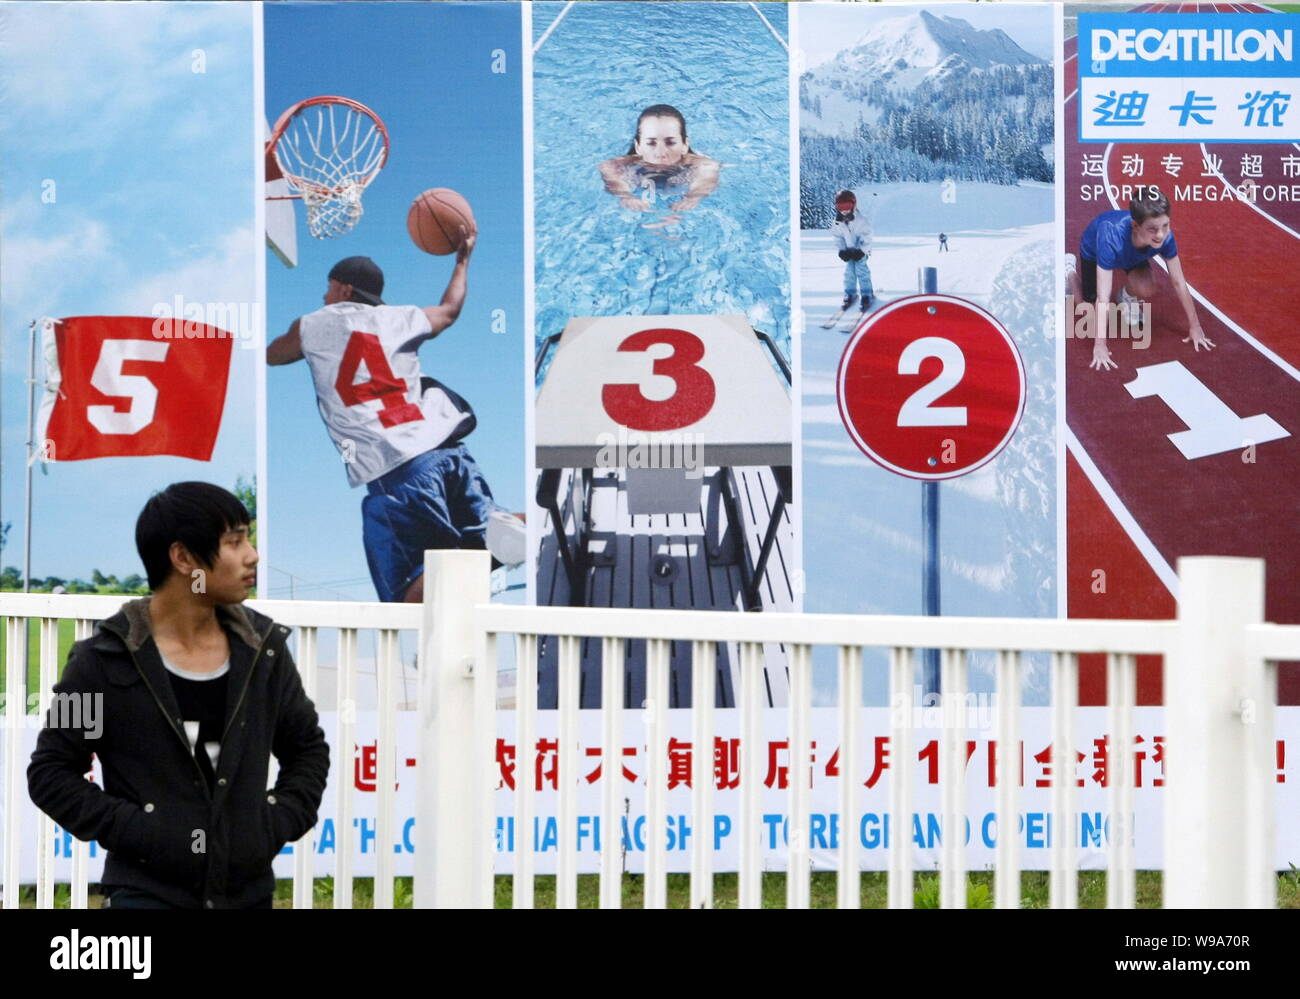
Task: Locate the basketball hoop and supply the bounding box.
[267,96,390,239]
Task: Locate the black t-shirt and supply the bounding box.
[162,655,229,793]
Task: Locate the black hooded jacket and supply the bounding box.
[27,598,328,909]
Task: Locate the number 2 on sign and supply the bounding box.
[335,332,423,428]
[897,337,968,427]
[601,328,716,431]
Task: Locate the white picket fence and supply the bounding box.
[3,553,1297,908]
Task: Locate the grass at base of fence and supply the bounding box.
[0,617,77,704]
[16,868,1299,908]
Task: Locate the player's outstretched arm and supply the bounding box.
[422,227,475,336]
[1167,257,1215,352]
[266,319,304,365]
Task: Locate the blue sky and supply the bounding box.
[0,2,256,582]
[264,2,524,601]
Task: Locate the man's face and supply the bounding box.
[1134,214,1171,250]
[195,525,258,604]
[324,278,350,305]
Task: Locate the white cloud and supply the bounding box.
[0,4,250,156]
[1,212,115,320]
[110,224,256,318]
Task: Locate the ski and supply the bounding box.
[820,307,849,329]
[840,299,878,332]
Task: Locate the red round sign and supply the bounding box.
[836,295,1025,480]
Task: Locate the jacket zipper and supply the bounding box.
[125,645,213,795]
[219,629,270,748]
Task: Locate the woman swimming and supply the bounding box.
[598,104,721,213]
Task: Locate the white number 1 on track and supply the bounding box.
[1125,361,1290,460]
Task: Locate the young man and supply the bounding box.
[1069,191,1215,371]
[28,482,327,909]
[832,189,873,312]
[266,233,524,603]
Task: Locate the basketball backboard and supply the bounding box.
[265,117,297,268]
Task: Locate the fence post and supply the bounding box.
[414,550,491,909]
[1165,556,1270,908]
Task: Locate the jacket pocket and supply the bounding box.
[226,797,281,890]
[136,801,208,890]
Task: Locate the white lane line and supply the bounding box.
[533,1,574,54]
[1065,427,1180,600]
[749,2,788,52]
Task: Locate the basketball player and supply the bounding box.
[266,229,523,602]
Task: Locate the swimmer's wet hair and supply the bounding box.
[1130,189,1170,222]
[627,104,689,156]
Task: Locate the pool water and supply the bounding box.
[533,1,790,375]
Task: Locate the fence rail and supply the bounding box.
[3,554,1296,909]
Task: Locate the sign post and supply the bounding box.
[837,291,1026,694]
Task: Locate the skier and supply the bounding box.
[832,189,873,312]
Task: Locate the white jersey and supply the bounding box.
[832,212,872,254]
[298,302,471,487]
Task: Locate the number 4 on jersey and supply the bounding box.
[335,331,424,428]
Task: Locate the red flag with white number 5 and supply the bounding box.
[37,316,233,461]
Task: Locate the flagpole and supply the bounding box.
[24,320,37,592]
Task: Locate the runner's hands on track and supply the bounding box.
[1183,323,1215,352]
[1090,339,1118,371]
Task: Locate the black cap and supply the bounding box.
[328,256,384,305]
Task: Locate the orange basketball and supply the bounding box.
[407,188,476,255]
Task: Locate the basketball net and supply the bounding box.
[272,100,388,239]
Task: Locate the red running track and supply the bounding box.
[1065,1,1300,702]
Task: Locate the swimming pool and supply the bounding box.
[533,1,790,375]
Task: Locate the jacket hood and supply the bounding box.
[98,597,272,653]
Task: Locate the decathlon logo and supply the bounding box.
[49,932,151,979]
[1091,27,1293,64]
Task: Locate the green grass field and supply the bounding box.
[14,869,1300,909]
[0,617,76,707]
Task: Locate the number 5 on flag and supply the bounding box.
[37,316,233,461]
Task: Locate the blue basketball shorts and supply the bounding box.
[361,445,496,602]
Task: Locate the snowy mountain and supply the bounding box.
[802,10,1044,136]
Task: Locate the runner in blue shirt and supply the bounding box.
[1067,191,1213,371]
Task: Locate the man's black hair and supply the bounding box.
[135,482,252,590]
